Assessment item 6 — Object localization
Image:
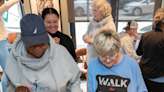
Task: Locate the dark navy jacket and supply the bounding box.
[136,28,164,78]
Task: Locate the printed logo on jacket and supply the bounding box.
[23,78,50,91]
[96,75,130,92]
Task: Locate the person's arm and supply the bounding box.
[83,22,94,44]
[0,0,20,16]
[135,63,148,92]
[67,58,82,92]
[123,39,141,60]
[68,37,77,62]
[136,34,144,56]
[88,63,94,92]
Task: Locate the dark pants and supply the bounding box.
[144,78,164,92]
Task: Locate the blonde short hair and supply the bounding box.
[93,29,121,56]
[153,8,164,27]
[90,0,111,17]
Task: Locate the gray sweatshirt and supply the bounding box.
[83,15,116,65]
[119,32,141,60]
[5,34,82,92]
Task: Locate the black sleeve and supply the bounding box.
[136,34,144,56]
[61,36,77,62]
[68,38,77,62]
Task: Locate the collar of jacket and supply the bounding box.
[154,27,163,33]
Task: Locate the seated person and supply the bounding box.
[5,14,82,92]
[119,21,141,60]
[88,29,147,92]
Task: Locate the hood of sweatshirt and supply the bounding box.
[11,34,54,70]
[90,15,115,38]
[91,14,114,29]
[5,34,82,92]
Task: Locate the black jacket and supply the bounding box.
[136,28,164,78]
[49,31,77,62]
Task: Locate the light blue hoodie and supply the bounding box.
[5,34,82,92]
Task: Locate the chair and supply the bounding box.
[75,48,88,92]
[8,33,17,44]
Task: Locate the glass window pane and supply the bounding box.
[4,0,23,33]
[74,0,111,21]
[75,22,89,49]
[118,0,155,20]
[118,22,153,39]
[74,0,93,20]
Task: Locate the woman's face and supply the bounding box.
[26,43,47,58]
[92,5,104,22]
[98,52,119,68]
[44,14,59,34]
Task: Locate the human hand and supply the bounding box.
[53,37,60,44]
[134,33,139,41]
[84,36,92,44]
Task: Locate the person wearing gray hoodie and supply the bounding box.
[83,0,116,65]
[5,14,82,92]
[119,21,141,60]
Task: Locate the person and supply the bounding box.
[41,8,77,62]
[119,21,141,60]
[5,14,82,92]
[88,29,147,92]
[83,0,116,65]
[0,0,20,92]
[136,8,164,92]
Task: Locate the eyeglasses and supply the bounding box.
[98,53,118,61]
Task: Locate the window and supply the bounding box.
[3,0,23,33]
[74,0,93,20]
[75,22,88,49]
[118,0,155,20]
[67,0,162,49]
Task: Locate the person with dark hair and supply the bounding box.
[42,8,77,62]
[0,0,20,92]
[119,21,141,60]
[136,8,164,92]
[5,14,82,92]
